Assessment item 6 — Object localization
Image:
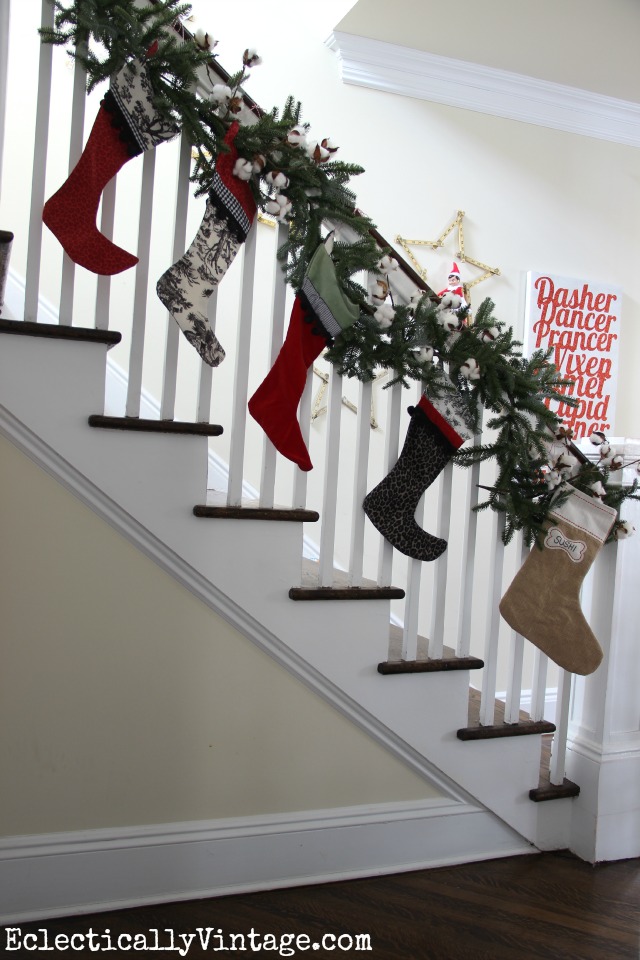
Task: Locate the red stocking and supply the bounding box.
[43,104,138,275]
[249,296,328,471]
[43,59,178,275]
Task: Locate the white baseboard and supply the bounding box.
[0,799,534,924]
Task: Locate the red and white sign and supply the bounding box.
[524,272,621,440]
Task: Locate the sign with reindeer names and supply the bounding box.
[524,272,621,441]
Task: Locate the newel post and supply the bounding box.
[565,496,640,862]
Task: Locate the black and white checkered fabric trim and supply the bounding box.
[211,173,251,241]
[301,277,341,339]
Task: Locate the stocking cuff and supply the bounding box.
[417,392,475,450]
[551,485,617,544]
[300,242,359,340]
[210,172,255,242]
[109,60,179,154]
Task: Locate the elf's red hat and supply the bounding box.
[449,262,461,277]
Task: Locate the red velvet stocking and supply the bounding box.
[42,105,138,276]
[249,296,327,471]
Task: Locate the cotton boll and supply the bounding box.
[233,158,253,181]
[478,325,500,343]
[614,519,635,539]
[307,140,331,163]
[210,84,232,105]
[195,28,217,51]
[265,170,290,190]
[545,468,562,490]
[265,194,292,220]
[460,358,480,382]
[377,255,399,274]
[414,345,434,364]
[287,126,308,148]
[374,304,395,329]
[243,48,262,67]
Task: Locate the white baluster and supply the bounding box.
[377,379,403,587]
[550,669,572,785]
[125,148,156,417]
[479,511,506,727]
[428,459,453,660]
[318,366,343,587]
[530,648,549,722]
[349,378,372,587]
[25,0,54,323]
[160,133,193,420]
[292,368,312,511]
[504,533,528,723]
[196,343,214,423]
[227,220,257,506]
[58,51,87,326]
[402,545,422,662]
[94,179,115,332]
[259,222,289,508]
[0,0,11,200]
[457,439,481,657]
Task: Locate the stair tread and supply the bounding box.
[0,318,121,346]
[195,491,318,522]
[89,415,223,436]
[529,777,581,802]
[457,688,556,739]
[289,559,405,600]
[379,624,484,673]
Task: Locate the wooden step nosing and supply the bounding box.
[89,415,223,437]
[289,586,405,601]
[378,656,485,674]
[0,318,121,347]
[457,719,557,741]
[529,779,581,802]
[194,505,319,522]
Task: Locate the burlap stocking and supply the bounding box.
[499,484,616,675]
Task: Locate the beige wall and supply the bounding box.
[0,433,439,838]
[336,0,640,101]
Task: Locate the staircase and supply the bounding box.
[1,0,638,923]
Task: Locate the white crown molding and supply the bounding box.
[327,32,640,148]
[0,800,533,923]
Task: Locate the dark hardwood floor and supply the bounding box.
[4,851,639,959]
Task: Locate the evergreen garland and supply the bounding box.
[39,0,639,544]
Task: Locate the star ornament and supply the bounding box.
[395,210,500,303]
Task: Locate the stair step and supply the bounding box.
[379,624,484,673]
[289,559,405,601]
[457,719,556,740]
[457,688,556,740]
[529,779,581,802]
[0,318,121,347]
[378,653,484,674]
[529,734,580,802]
[89,415,223,436]
[194,502,319,522]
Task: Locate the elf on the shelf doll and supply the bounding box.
[438,262,467,307]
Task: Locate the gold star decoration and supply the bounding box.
[311,365,388,428]
[395,210,500,302]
